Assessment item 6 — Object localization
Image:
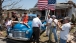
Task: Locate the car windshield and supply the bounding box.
[28,16,36,20]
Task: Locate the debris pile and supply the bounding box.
[72,31,76,42]
[67,31,76,43]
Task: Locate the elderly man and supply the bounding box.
[46,15,52,36]
[58,17,71,43]
[51,15,58,43]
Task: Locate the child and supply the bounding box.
[5,18,12,35]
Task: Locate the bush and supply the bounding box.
[71,14,76,25]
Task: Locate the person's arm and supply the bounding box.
[39,19,45,27]
[12,21,19,23]
[26,15,28,20]
[4,23,7,28]
[57,24,62,30]
[58,24,65,31]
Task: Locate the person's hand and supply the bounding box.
[23,22,28,25]
[52,19,55,23]
[52,19,54,22]
[44,24,47,26]
[44,24,48,26]
[57,22,61,27]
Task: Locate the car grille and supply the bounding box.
[12,31,25,38]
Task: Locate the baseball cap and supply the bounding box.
[52,15,56,18]
[64,17,71,22]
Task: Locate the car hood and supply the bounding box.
[12,23,30,31]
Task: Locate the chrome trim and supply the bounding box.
[7,37,29,41]
[12,31,26,38]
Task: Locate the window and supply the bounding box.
[28,16,36,20]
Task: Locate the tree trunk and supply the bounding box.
[0,0,2,22]
[0,0,4,31]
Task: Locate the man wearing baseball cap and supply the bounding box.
[58,17,71,43]
[51,15,58,43]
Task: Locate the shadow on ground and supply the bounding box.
[0,38,55,43]
[1,38,31,43]
[40,40,55,43]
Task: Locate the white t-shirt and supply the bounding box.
[32,17,44,27]
[5,20,12,26]
[60,23,71,40]
[53,19,58,24]
[51,19,58,26]
[46,18,52,27]
[47,18,52,23]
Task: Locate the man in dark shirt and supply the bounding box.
[11,12,18,21]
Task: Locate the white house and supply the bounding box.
[29,1,76,19]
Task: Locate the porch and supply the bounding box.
[29,3,76,20]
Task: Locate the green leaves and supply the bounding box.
[71,14,76,25]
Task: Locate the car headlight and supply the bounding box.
[26,31,29,34]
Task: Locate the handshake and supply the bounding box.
[44,23,50,26]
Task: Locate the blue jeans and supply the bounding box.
[6,26,11,35]
[52,27,58,42]
[60,38,67,43]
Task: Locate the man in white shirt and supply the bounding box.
[46,15,52,36]
[58,17,71,43]
[32,14,44,43]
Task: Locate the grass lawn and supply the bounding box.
[0,31,7,37]
[70,26,76,33]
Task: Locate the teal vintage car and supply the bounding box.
[7,14,46,41]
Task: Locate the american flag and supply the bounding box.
[37,0,56,10]
[37,0,48,10]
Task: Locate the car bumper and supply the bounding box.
[7,36,30,41]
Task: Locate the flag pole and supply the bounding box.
[45,9,50,20]
[45,10,48,20]
[54,10,55,15]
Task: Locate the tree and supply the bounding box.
[71,14,76,25]
[0,0,22,30]
[2,0,22,9]
[0,0,3,23]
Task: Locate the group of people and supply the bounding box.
[5,12,29,35]
[32,14,71,43]
[4,12,71,43]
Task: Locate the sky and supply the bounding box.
[2,0,76,9]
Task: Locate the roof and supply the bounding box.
[30,3,71,10]
[31,1,76,10]
[56,4,70,9]
[7,9,28,11]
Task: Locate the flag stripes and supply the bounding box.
[37,0,56,10]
